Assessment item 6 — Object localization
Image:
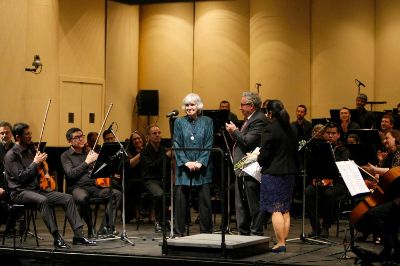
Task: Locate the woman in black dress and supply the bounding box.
[257,100,299,253]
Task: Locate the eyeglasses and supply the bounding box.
[71,134,85,140]
[240,103,252,107]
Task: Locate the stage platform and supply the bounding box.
[166,234,270,258]
[0,207,385,265]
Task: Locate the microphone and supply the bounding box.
[107,122,114,131]
[355,79,365,87]
[166,109,179,118]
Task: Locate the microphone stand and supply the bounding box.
[167,115,176,239]
[287,124,332,245]
[214,127,236,234]
[97,128,139,245]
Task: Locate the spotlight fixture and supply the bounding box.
[25,54,42,74]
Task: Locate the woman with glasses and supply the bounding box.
[124,130,146,223]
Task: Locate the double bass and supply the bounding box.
[349,166,400,227]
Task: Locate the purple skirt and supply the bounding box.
[260,174,295,213]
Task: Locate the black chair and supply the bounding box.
[335,193,352,237]
[1,173,39,247]
[61,176,110,236]
[136,190,153,230]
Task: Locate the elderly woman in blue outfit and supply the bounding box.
[173,93,213,236]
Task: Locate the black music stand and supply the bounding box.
[287,133,329,245]
[345,143,378,166]
[91,142,135,245]
[306,142,340,244]
[348,129,381,147]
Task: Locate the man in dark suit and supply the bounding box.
[291,104,312,142]
[4,122,95,248]
[225,92,269,235]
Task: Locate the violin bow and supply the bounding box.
[91,103,113,151]
[350,160,379,181]
[37,99,52,153]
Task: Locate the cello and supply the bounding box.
[349,166,400,227]
[37,99,57,192]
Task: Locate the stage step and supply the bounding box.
[165,234,271,259]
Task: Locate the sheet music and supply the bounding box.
[336,160,370,196]
[243,161,261,183]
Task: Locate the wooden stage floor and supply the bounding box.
[0,207,385,265]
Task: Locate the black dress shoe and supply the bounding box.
[320,227,329,238]
[72,236,96,246]
[54,236,71,249]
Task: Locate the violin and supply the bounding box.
[36,99,57,192]
[349,166,400,228]
[312,178,333,187]
[38,161,57,192]
[95,177,111,188]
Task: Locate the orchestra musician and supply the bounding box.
[141,124,172,232]
[86,132,100,152]
[124,130,146,223]
[173,93,213,236]
[305,122,349,238]
[356,93,375,129]
[338,107,360,144]
[379,115,394,142]
[291,104,312,142]
[225,91,269,236]
[0,121,15,226]
[257,100,300,253]
[354,130,400,263]
[61,127,122,238]
[4,123,95,248]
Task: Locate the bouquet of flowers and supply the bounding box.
[234,147,260,171]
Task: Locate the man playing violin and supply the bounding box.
[3,122,95,248]
[304,122,349,238]
[61,127,122,238]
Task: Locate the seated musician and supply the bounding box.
[125,130,146,223]
[61,127,122,238]
[141,124,172,232]
[305,122,349,238]
[1,121,15,226]
[355,130,400,263]
[98,129,122,191]
[338,107,360,144]
[86,131,100,152]
[4,123,95,248]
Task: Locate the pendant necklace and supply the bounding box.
[190,118,196,141]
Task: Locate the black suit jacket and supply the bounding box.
[258,121,299,175]
[231,110,269,165]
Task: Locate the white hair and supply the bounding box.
[181,93,204,111]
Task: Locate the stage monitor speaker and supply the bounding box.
[137,90,159,116]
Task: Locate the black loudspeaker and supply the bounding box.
[137,90,159,116]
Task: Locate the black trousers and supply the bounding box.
[235,175,264,235]
[71,185,122,230]
[11,190,83,234]
[144,179,163,223]
[305,183,347,230]
[364,201,400,256]
[174,184,212,236]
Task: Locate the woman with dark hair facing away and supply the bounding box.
[257,100,299,253]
